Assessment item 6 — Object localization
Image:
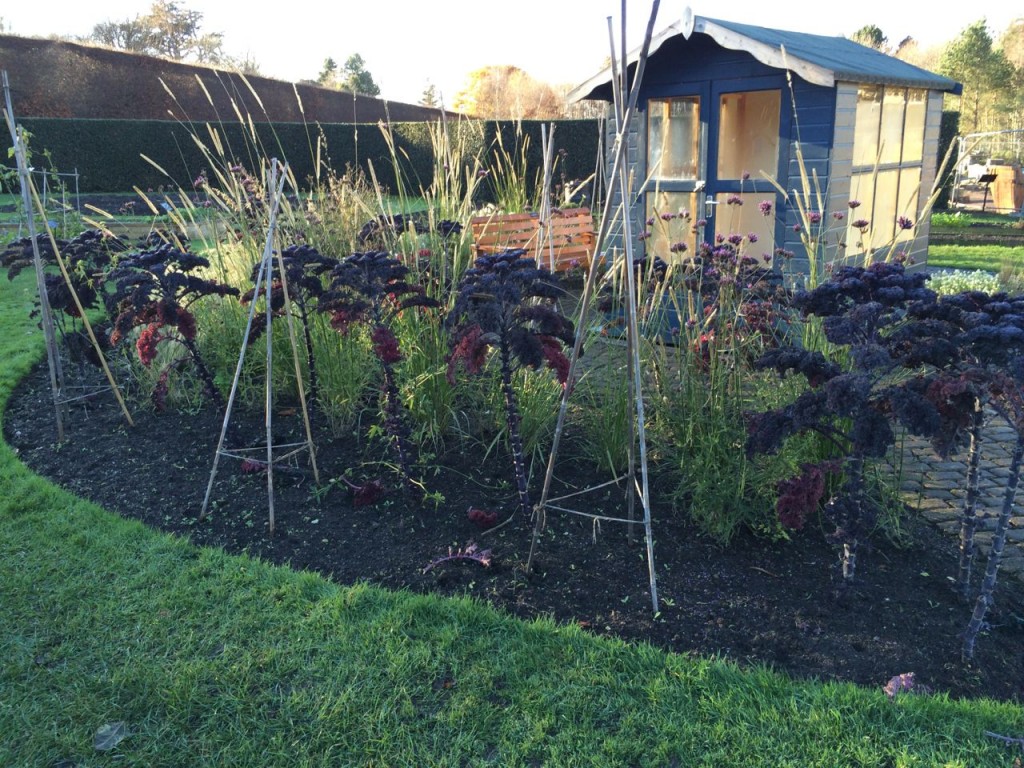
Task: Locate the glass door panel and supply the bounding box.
[648,97,701,179]
[713,192,776,249]
[703,86,782,244]
[716,90,781,180]
[646,190,699,263]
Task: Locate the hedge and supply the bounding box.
[3,118,603,197]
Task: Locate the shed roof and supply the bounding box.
[570,13,961,101]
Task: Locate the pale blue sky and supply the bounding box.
[1,1,1018,104]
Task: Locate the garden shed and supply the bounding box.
[570,13,962,274]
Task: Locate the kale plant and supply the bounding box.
[747,263,942,586]
[895,292,1024,657]
[105,242,239,409]
[240,243,339,412]
[962,363,1024,660]
[898,291,1024,599]
[2,229,128,369]
[422,542,493,573]
[446,249,573,518]
[319,250,440,501]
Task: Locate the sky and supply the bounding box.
[1,1,1019,105]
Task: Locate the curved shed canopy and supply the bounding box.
[569,14,962,101]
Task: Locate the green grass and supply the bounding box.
[1,274,1023,766]
[927,245,1024,272]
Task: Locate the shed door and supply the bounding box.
[704,84,784,246]
[644,79,786,261]
[644,94,703,262]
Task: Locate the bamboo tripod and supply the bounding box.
[527,0,663,614]
[3,71,134,439]
[201,159,320,533]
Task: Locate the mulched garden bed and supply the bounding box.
[6,360,1024,702]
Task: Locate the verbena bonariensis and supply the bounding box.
[105,242,239,409]
[446,249,573,519]
[319,250,440,502]
[747,263,942,585]
[240,243,339,414]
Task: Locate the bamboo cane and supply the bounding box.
[529,0,662,615]
[264,163,278,535]
[3,72,65,440]
[201,162,289,524]
[5,72,134,431]
[274,234,321,485]
[539,123,556,271]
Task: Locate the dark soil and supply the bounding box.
[6,361,1024,703]
[930,231,1024,247]
[930,222,1024,248]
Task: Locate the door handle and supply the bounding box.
[704,198,719,217]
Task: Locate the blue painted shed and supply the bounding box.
[570,13,962,274]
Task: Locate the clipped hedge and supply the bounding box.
[5,118,601,196]
[935,110,960,211]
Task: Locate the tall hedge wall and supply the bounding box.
[935,110,961,211]
[4,118,602,198]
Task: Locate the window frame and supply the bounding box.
[847,85,928,255]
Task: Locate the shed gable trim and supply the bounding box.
[569,13,960,102]
[694,19,835,88]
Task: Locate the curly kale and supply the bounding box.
[105,242,238,408]
[2,230,129,365]
[446,249,574,517]
[319,250,440,502]
[240,243,339,410]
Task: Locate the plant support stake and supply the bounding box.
[4,76,64,439]
[201,160,319,532]
[4,71,135,435]
[529,0,662,614]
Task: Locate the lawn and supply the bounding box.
[2,277,1024,765]
[928,245,1024,273]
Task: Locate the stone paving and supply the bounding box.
[896,417,1024,581]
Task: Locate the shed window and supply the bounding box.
[648,97,700,180]
[848,86,928,256]
[716,90,780,180]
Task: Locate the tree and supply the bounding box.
[997,19,1024,130]
[851,24,887,51]
[317,57,338,87]
[226,52,262,76]
[89,1,223,64]
[1000,18,1024,69]
[452,65,564,119]
[340,54,380,96]
[892,36,940,72]
[315,54,380,96]
[144,0,203,60]
[91,18,152,53]
[939,20,1016,133]
[420,81,440,108]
